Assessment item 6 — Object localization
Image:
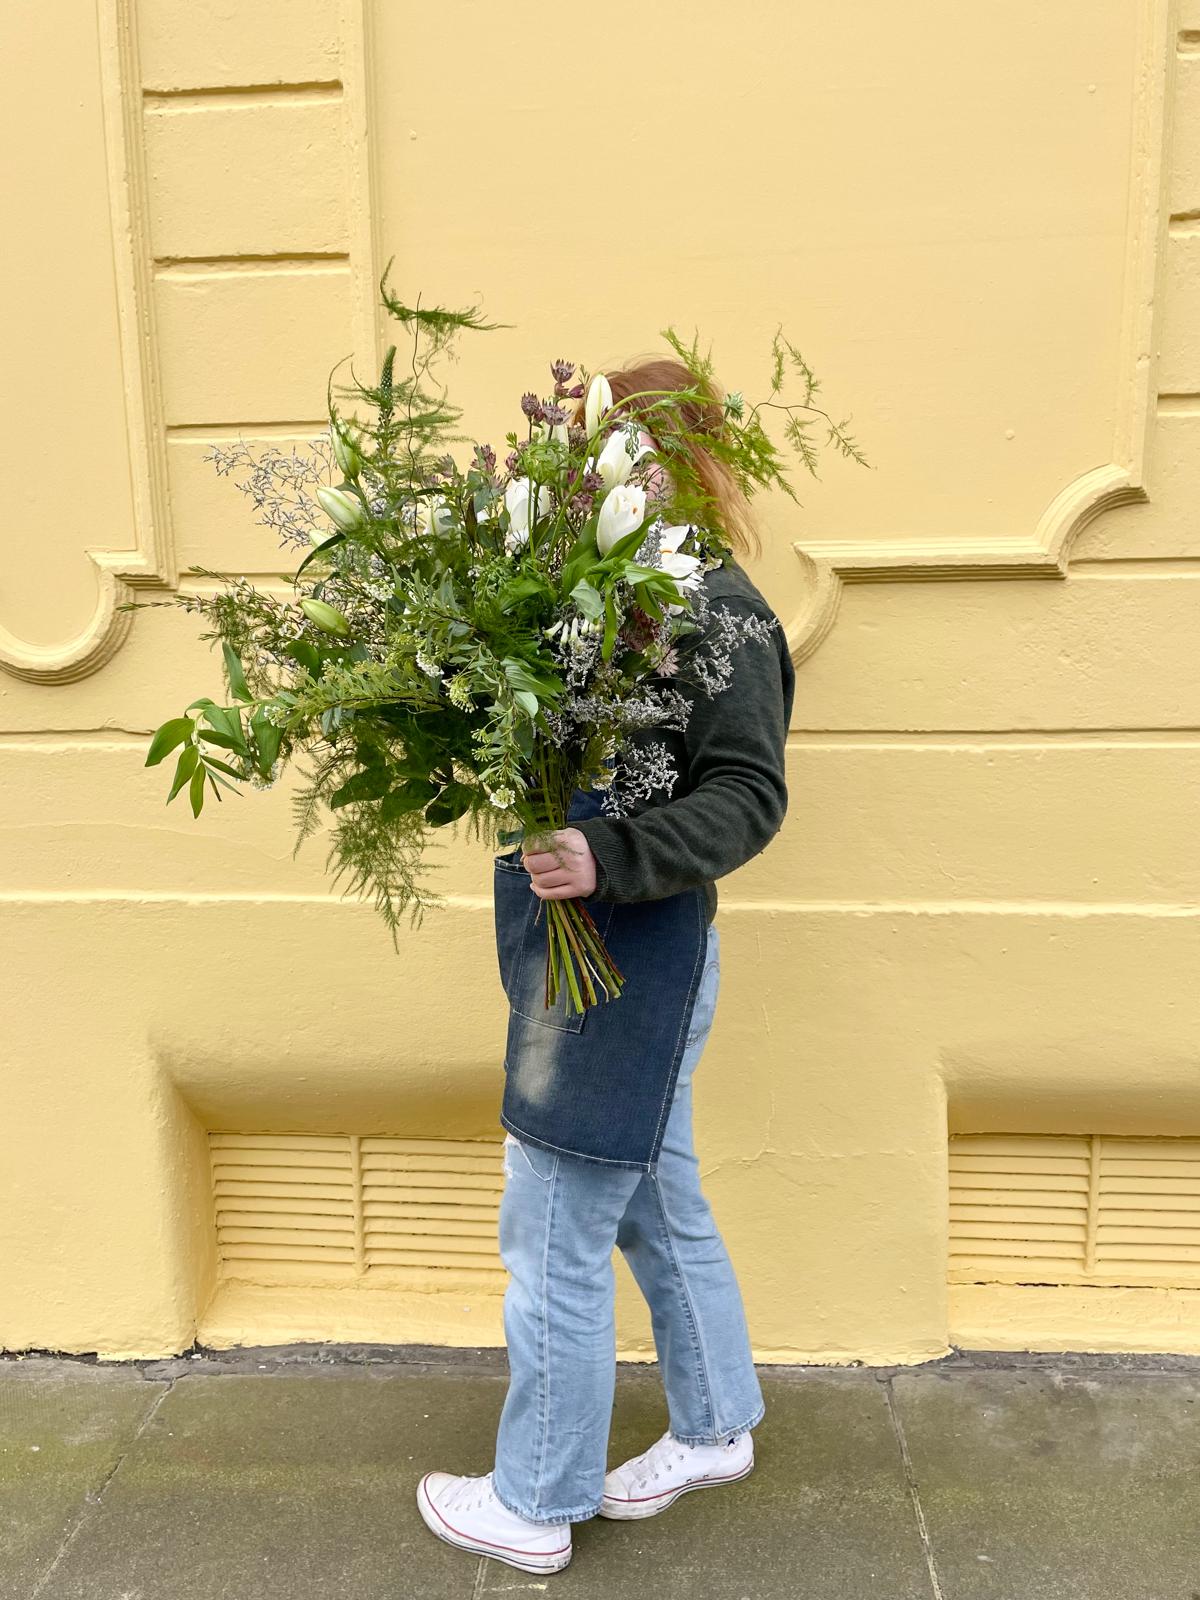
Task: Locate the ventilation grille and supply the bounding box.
[950,1134,1200,1288]
[209,1133,505,1284]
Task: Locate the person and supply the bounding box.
[417,358,797,1575]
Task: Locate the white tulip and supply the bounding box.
[504,476,552,550]
[596,430,635,493]
[596,483,647,556]
[416,495,454,538]
[584,372,613,438]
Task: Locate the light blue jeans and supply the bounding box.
[491,921,765,1524]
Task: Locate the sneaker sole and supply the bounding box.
[416,1475,573,1574]
[597,1457,755,1520]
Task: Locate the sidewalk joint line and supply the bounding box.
[883,1378,946,1600]
[29,1375,177,1598]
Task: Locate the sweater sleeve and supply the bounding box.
[570,599,790,903]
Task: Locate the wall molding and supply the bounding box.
[785,0,1178,666]
[0,0,176,685]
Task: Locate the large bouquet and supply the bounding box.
[124,273,865,1013]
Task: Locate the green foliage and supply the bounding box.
[122,274,869,947]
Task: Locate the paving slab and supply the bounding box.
[891,1367,1200,1600]
[14,1352,1199,1600]
[0,1360,166,1600]
[2,1360,935,1600]
[28,1365,504,1600]
[511,1369,933,1600]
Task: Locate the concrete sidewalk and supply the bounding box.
[2,1346,1198,1600]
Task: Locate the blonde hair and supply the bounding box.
[573,356,762,563]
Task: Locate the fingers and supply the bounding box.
[521,839,583,876]
[524,867,576,888]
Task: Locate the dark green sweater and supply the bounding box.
[573,556,795,923]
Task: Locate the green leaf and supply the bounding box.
[600,518,654,568]
[329,766,391,810]
[381,778,440,820]
[601,584,619,663]
[560,522,599,596]
[201,754,245,780]
[145,717,194,768]
[425,782,473,827]
[188,759,207,817]
[284,637,321,677]
[503,657,562,700]
[222,641,253,704]
[569,579,604,620]
[497,574,550,613]
[295,529,345,580]
[166,744,199,802]
[513,688,539,719]
[200,704,250,756]
[250,707,284,777]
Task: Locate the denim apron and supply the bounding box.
[492,785,710,1171]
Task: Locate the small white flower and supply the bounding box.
[487,785,516,809]
[415,650,444,678]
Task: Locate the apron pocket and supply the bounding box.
[493,852,618,1034]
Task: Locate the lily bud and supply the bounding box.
[584,372,613,438]
[331,422,363,477]
[316,485,364,532]
[299,597,351,636]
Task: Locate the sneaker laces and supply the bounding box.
[442,1471,497,1514]
[623,1431,693,1491]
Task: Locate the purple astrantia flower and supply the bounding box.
[550,359,575,388]
[541,401,569,426]
[520,392,544,421]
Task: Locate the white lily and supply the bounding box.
[504,476,552,551]
[596,483,647,556]
[655,524,704,585]
[584,372,613,438]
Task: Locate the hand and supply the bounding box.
[521,827,598,900]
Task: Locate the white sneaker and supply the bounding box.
[600,1428,755,1519]
[416,1470,572,1573]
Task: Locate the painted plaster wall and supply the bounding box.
[1,0,1197,1361]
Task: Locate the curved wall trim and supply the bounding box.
[784,0,1176,667]
[0,0,174,685]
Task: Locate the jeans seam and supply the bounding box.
[648,1171,715,1438]
[530,1148,559,1518]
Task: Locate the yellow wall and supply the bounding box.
[3,0,1198,1362]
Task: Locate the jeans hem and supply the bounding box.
[491,1473,598,1526]
[670,1397,766,1447]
